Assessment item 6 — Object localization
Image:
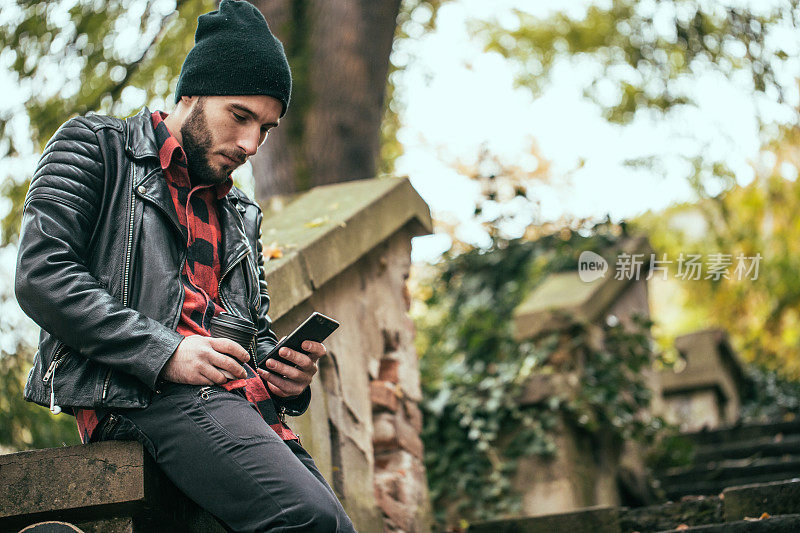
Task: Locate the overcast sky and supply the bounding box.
[398,0,798,262]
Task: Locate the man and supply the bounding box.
[14,1,357,531]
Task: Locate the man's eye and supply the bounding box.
[232,113,245,122]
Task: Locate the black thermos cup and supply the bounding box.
[209,312,257,365]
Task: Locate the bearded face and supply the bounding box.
[181,97,236,187]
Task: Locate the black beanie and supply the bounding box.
[174,0,292,117]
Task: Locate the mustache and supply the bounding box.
[220,152,246,165]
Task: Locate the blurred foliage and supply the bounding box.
[412,221,670,529]
[633,123,800,378]
[0,336,79,451]
[0,0,214,246]
[741,363,800,421]
[380,0,449,177]
[471,0,799,126]
[0,245,79,451]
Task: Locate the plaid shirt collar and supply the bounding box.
[152,110,234,199]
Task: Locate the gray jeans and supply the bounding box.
[97,381,356,533]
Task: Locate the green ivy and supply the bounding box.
[414,222,670,530]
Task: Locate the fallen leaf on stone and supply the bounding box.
[304,216,329,228]
[760,512,770,519]
[675,525,689,530]
[264,244,283,259]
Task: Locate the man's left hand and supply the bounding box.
[256,340,325,397]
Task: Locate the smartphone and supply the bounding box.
[265,312,340,368]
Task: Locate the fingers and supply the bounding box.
[299,341,326,361]
[208,351,248,380]
[208,337,251,364]
[196,368,219,386]
[264,356,308,381]
[257,367,305,397]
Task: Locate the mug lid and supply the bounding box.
[211,312,257,333]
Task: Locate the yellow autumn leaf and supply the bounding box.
[264,244,283,259]
[304,216,329,228]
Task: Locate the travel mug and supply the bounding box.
[209,312,257,378]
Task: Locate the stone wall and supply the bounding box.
[275,228,431,532]
[258,177,433,532]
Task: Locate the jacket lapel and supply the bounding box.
[218,195,251,275]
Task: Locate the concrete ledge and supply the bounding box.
[0,441,224,532]
[260,177,432,320]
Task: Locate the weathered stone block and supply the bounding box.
[403,400,423,433]
[467,506,620,533]
[0,441,148,520]
[378,358,401,384]
[396,413,424,460]
[723,479,800,522]
[375,485,413,532]
[373,413,398,451]
[0,441,225,533]
[371,381,400,412]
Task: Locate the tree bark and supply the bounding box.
[249,0,402,200]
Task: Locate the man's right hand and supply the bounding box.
[160,335,251,385]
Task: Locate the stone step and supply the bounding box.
[467,506,620,533]
[663,475,800,502]
[692,434,800,464]
[655,514,800,532]
[683,420,800,448]
[486,479,800,533]
[723,478,800,522]
[659,456,800,499]
[619,495,722,533]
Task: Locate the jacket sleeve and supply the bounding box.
[14,116,185,390]
[252,206,311,416]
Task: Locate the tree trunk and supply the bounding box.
[249,0,402,200]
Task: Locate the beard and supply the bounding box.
[181,98,230,187]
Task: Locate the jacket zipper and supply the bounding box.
[217,247,251,319]
[42,343,67,383]
[217,245,259,369]
[101,170,138,403]
[232,202,260,317]
[199,386,219,401]
[43,343,68,414]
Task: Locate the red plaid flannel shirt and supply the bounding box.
[74,111,298,443]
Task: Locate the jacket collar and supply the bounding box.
[126,106,251,267]
[125,106,160,161]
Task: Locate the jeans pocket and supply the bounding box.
[195,385,272,443]
[103,412,159,461]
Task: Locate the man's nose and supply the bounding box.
[236,130,261,157]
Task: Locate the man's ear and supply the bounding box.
[175,95,197,112]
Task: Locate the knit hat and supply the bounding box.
[174,0,292,117]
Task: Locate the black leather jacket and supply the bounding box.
[15,106,310,417]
